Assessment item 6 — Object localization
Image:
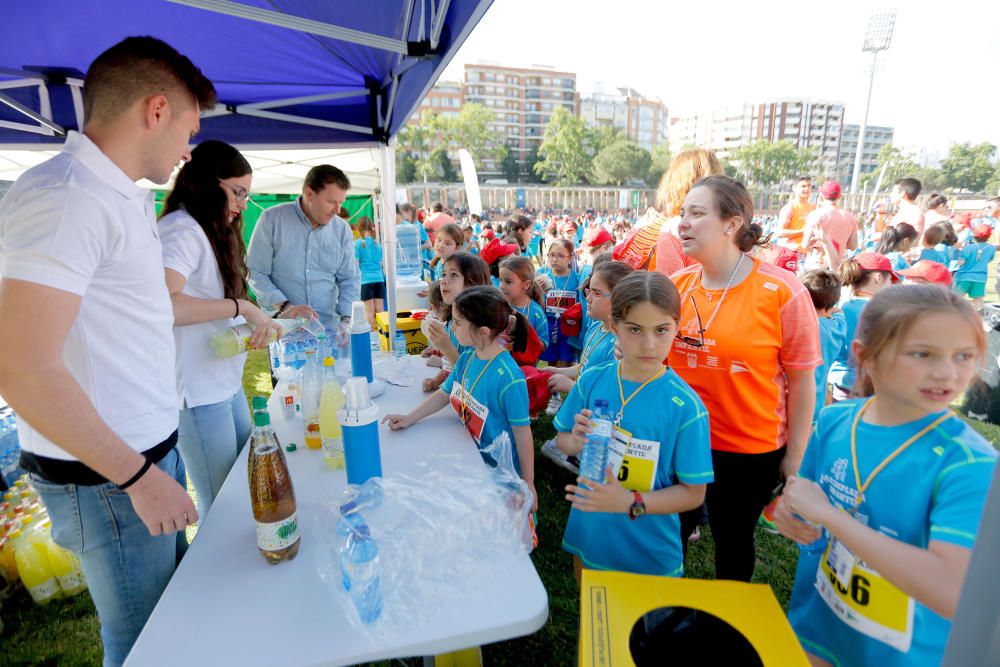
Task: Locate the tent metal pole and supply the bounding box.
[378,140,399,353]
[430,0,452,49]
[239,89,369,110]
[237,108,374,134]
[0,92,63,135]
[167,0,411,55]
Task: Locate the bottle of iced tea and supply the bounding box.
[248,411,300,564]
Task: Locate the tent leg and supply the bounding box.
[378,141,398,354]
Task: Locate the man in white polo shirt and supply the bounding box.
[0,37,215,666]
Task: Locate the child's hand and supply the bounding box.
[564,466,631,513]
[547,373,574,394]
[569,409,593,452]
[382,413,414,430]
[425,355,443,368]
[782,476,834,527]
[417,289,428,298]
[425,319,449,347]
[527,481,539,513]
[773,496,822,545]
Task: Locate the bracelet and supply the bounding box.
[232,298,240,318]
[118,457,153,491]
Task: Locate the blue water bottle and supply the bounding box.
[339,377,382,485]
[349,301,374,383]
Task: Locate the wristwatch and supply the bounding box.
[628,491,646,520]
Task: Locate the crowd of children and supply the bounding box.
[352,179,999,666]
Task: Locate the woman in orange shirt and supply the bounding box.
[671,175,821,582]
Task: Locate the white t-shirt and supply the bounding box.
[0,131,178,460]
[159,209,246,409]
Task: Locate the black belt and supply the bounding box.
[20,430,178,486]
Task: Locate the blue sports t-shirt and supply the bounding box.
[954,241,995,283]
[789,399,996,667]
[918,247,949,265]
[554,362,713,576]
[815,312,847,423]
[513,300,549,351]
[828,297,868,391]
[433,261,445,282]
[354,238,384,285]
[885,251,910,272]
[578,321,616,372]
[440,349,530,472]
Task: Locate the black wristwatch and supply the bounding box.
[628,491,646,520]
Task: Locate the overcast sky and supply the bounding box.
[442,0,999,160]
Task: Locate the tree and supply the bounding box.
[731,140,815,187]
[501,151,520,183]
[986,164,1000,197]
[524,146,544,184]
[646,142,672,188]
[396,151,417,184]
[534,107,593,185]
[431,147,458,182]
[592,140,652,186]
[912,166,949,193]
[858,144,918,191]
[939,142,997,192]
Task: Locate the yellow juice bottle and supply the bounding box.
[12,526,60,605]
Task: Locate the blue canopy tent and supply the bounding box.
[0,0,494,340]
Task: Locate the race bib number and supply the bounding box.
[816,535,914,653]
[449,384,489,445]
[545,289,577,315]
[607,426,659,493]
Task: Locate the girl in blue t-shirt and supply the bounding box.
[828,253,895,401]
[430,223,464,281]
[875,223,918,272]
[777,284,996,667]
[422,252,491,369]
[954,225,997,308]
[353,217,384,327]
[385,286,536,508]
[498,256,549,363]
[538,238,581,367]
[553,271,713,582]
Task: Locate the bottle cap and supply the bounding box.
[252,396,268,410]
[286,443,297,452]
[595,398,609,409]
[254,411,271,427]
[344,377,372,410]
[323,357,335,368]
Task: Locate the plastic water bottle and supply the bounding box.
[394,330,407,360]
[396,223,422,279]
[301,349,323,450]
[579,399,612,489]
[343,521,382,624]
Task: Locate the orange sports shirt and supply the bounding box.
[778,200,815,250]
[669,258,821,454]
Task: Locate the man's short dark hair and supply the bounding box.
[83,36,216,123]
[796,176,812,184]
[895,177,922,201]
[433,202,444,213]
[304,164,350,193]
[801,269,841,311]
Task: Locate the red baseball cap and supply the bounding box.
[480,237,518,265]
[854,252,900,282]
[772,247,799,273]
[897,260,951,286]
[819,180,842,200]
[481,228,496,240]
[973,224,992,240]
[586,228,614,248]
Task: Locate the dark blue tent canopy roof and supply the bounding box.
[0,0,492,147]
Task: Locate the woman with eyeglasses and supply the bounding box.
[670,175,820,582]
[159,140,281,520]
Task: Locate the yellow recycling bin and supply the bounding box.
[579,570,808,666]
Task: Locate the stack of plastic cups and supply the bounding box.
[339,377,382,486]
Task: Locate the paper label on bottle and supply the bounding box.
[27,577,60,602]
[280,393,297,420]
[57,571,87,593]
[255,514,300,551]
[344,556,379,582]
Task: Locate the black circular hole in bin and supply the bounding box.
[629,606,763,666]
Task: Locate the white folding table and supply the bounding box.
[125,361,549,666]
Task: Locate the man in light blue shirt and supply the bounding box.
[247,165,361,331]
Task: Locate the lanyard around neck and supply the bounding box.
[460,351,501,419]
[581,326,611,367]
[615,363,666,425]
[849,397,954,511]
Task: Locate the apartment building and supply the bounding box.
[837,123,895,188]
[463,63,579,179]
[580,87,669,152]
[410,80,464,124]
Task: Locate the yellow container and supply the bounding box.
[12,528,60,605]
[375,311,428,355]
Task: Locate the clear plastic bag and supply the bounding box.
[315,432,534,635]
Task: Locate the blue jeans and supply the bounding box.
[177,388,250,519]
[30,448,189,667]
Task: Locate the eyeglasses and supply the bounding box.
[584,287,611,300]
[218,180,251,203]
[676,294,705,348]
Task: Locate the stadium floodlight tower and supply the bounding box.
[850,10,896,195]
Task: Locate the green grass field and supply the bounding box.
[4,346,1000,667]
